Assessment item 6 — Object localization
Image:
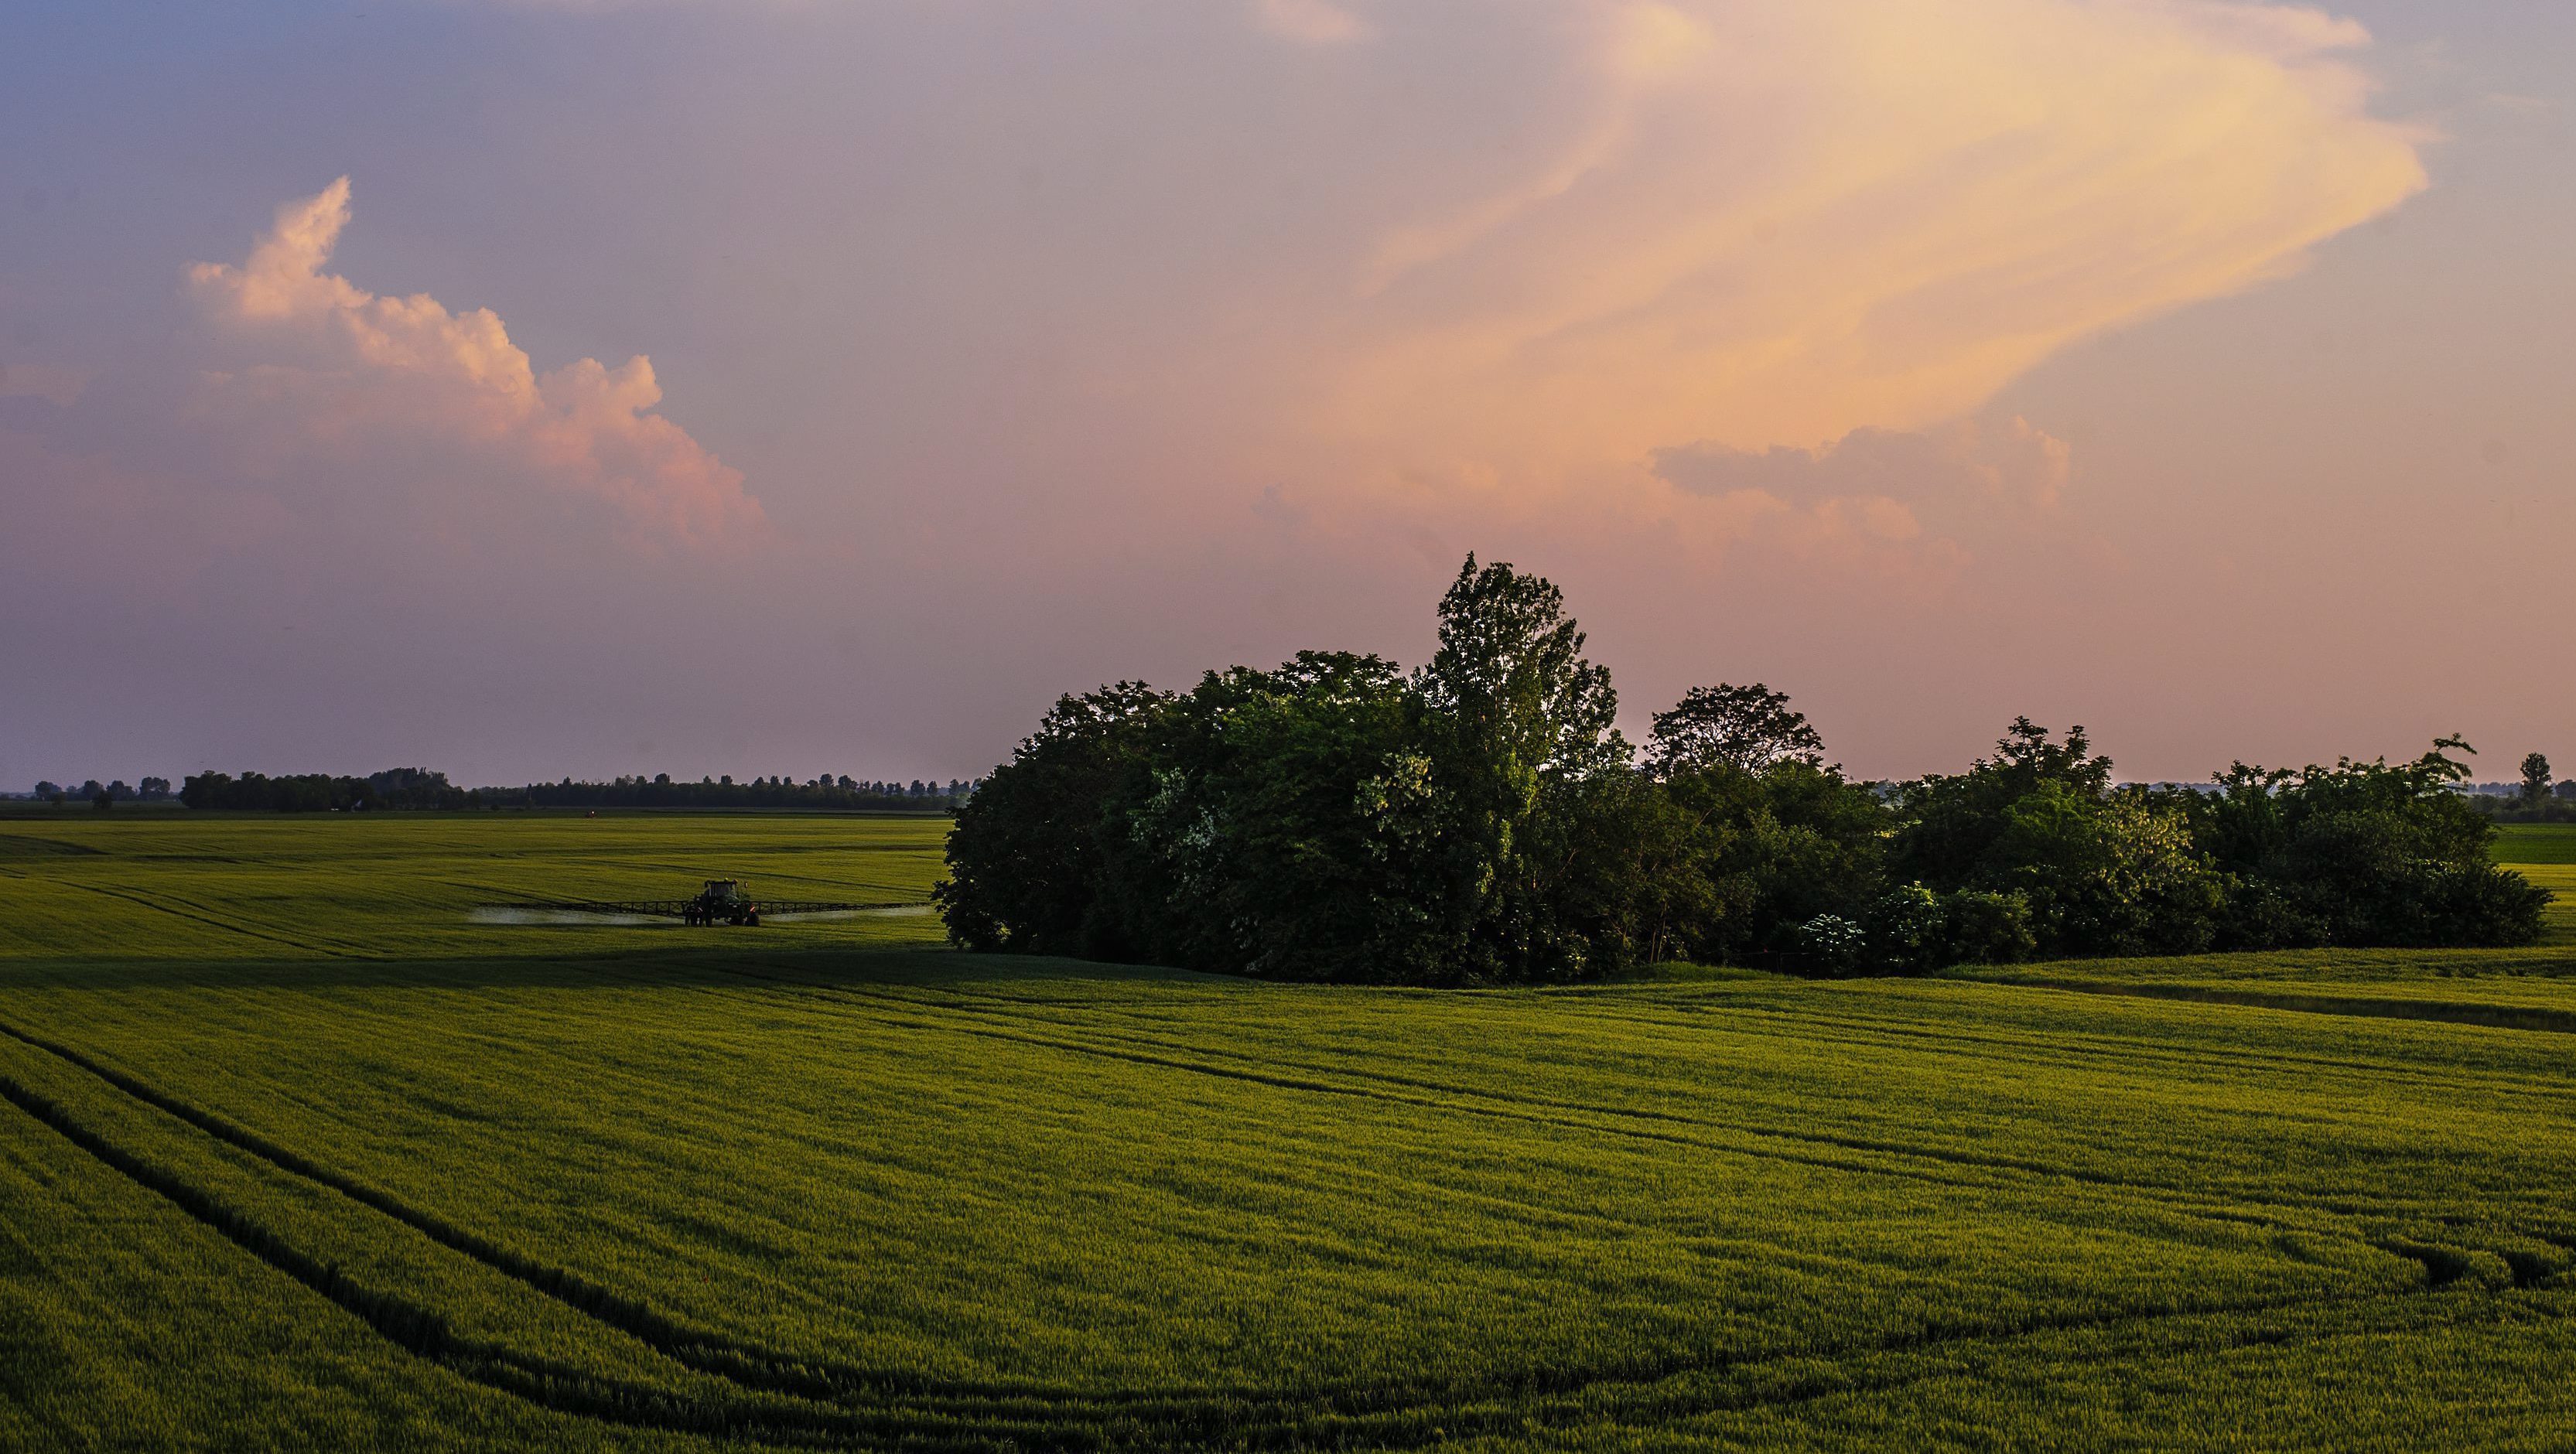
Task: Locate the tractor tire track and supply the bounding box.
[856,974,2576,1224]
[0,1067,1054,1452]
[0,1034,1539,1450]
[710,968,2356,1235]
[0,1015,1094,1415]
[2,1050,2476,1453]
[36,878,331,956]
[0,1012,1725,1440]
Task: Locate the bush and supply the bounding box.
[1794,915,1869,976]
[2189,742,2548,950]
[1865,885,2035,974]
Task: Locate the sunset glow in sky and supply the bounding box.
[3,1,2570,786]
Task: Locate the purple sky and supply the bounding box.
[3,1,2571,789]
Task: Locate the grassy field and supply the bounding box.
[2497,824,2576,939]
[3,812,2574,1450]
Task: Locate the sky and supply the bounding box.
[2,0,2570,789]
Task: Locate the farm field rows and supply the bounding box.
[0,812,953,961]
[2,812,2574,1450]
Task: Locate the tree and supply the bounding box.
[138,776,172,800]
[1413,555,1627,981]
[1546,765,1734,969]
[934,681,1174,956]
[1985,784,2223,957]
[1698,762,1891,963]
[2523,753,2554,808]
[1865,883,2034,974]
[90,783,114,811]
[1889,719,2113,889]
[1108,652,1445,979]
[1646,684,1825,776]
[1879,720,2225,961]
[33,780,62,804]
[2187,738,2546,949]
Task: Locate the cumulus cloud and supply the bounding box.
[186,178,761,548]
[1284,0,2424,500]
[1652,417,2072,513]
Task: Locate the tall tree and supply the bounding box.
[1413,555,1626,981]
[1646,683,1825,776]
[2523,752,2554,807]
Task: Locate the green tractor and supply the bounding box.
[681,879,761,927]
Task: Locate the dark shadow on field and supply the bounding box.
[16,938,2576,995]
[0,941,1251,996]
[1945,944,2576,986]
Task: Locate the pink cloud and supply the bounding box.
[1286,0,2424,501]
[187,178,762,548]
[1652,417,2071,514]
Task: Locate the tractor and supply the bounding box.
[681,879,761,927]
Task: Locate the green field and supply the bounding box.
[4,812,2574,1451]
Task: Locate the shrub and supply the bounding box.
[1866,884,2035,973]
[1795,914,1869,976]
[2188,742,2548,949]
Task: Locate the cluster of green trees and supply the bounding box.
[29,778,173,809]
[938,556,2549,982]
[172,769,970,813]
[179,769,473,812]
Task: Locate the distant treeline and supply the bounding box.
[2471,797,2576,825]
[2462,754,2576,823]
[938,555,2551,984]
[175,768,969,814]
[488,774,971,811]
[26,778,173,807]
